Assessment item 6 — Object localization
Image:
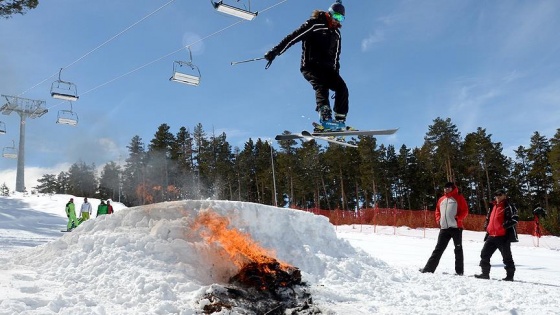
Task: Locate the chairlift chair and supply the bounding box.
[56,102,79,126]
[170,48,201,86]
[50,68,79,101]
[2,140,17,159]
[0,121,6,134]
[211,0,258,20]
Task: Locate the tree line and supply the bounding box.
[33,117,560,234]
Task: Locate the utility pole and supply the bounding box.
[1,95,48,192]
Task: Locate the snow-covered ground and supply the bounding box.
[1,193,559,314]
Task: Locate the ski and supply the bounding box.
[301,130,357,148]
[311,128,398,137]
[274,132,311,141]
[275,131,356,147]
[310,122,398,137]
[60,230,72,233]
[275,124,398,147]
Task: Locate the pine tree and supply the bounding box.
[358,136,380,208]
[0,183,10,196]
[98,161,122,201]
[67,161,97,197]
[1,0,38,18]
[146,123,176,203]
[423,117,462,183]
[33,174,58,194]
[57,172,70,194]
[462,128,510,214]
[122,135,146,206]
[526,132,553,212]
[172,126,195,199]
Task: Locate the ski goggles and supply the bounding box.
[331,12,345,23]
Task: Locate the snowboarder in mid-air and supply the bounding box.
[265,0,348,132]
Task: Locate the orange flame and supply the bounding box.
[192,211,288,269]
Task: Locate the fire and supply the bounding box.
[191,210,285,269]
[191,210,301,291]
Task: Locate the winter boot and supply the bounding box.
[318,105,332,122]
[502,271,514,282]
[474,272,490,280]
[334,112,346,123]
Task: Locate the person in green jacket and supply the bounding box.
[97,199,109,216]
[65,198,79,231]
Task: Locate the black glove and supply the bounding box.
[264,49,277,62]
[264,49,278,69]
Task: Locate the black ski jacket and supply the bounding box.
[483,199,519,243]
[270,11,341,72]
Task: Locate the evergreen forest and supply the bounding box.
[33,117,560,234]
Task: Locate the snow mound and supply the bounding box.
[8,200,397,314]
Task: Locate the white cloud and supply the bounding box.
[0,163,71,192]
[182,32,205,55]
[361,30,385,52]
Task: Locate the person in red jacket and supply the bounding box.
[107,200,114,214]
[475,188,519,281]
[420,182,469,275]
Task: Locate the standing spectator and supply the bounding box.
[80,197,93,221]
[96,200,109,216]
[107,200,114,214]
[65,198,79,231]
[420,182,469,275]
[475,189,519,281]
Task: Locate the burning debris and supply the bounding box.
[192,211,322,314]
[230,259,302,292]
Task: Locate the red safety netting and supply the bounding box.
[293,207,548,236]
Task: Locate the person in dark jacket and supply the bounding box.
[420,182,469,275]
[475,188,519,281]
[264,1,349,131]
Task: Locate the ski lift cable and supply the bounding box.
[16,0,178,98]
[63,0,178,70]
[44,0,289,111]
[78,0,289,97]
[43,19,244,112]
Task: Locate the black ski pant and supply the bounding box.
[479,236,515,275]
[422,227,464,274]
[301,67,349,116]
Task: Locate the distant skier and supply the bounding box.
[264,0,349,132]
[97,200,109,216]
[80,197,93,221]
[65,198,79,231]
[107,200,114,214]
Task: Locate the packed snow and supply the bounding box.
[0,193,559,314]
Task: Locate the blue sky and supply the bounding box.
[1,0,559,190]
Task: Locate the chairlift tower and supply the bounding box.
[1,95,48,192]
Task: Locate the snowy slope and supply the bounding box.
[1,194,559,314]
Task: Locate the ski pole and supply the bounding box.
[230,57,265,66]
